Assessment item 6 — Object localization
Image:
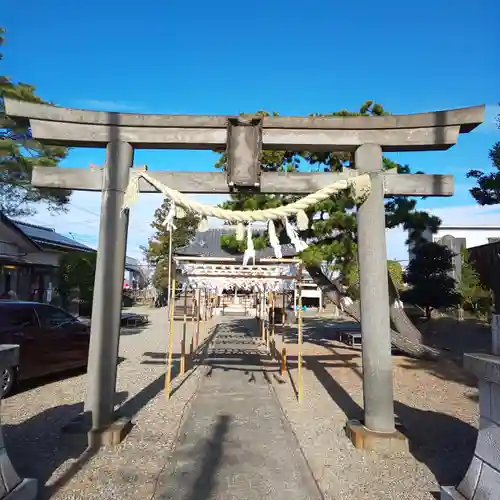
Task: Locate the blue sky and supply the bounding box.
[2,0,500,260]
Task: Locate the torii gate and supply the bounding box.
[4,99,484,450]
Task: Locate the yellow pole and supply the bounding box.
[165,278,176,399]
[297,266,303,403]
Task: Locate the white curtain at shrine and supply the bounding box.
[176,262,298,292]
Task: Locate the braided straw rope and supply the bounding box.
[123,171,372,222]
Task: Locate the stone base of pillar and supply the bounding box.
[440,486,467,499]
[440,353,500,499]
[345,419,408,454]
[62,413,133,448]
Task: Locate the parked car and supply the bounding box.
[0,301,90,397]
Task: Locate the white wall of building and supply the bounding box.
[408,226,500,260]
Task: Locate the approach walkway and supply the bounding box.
[155,317,322,500]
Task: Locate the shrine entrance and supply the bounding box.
[3,98,484,452]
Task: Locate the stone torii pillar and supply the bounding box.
[355,143,396,434]
[3,98,484,450]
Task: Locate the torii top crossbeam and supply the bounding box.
[4,99,484,196]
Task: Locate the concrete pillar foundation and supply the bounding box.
[345,419,408,454]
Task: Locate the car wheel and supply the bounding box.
[1,367,17,398]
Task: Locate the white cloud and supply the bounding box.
[22,192,229,262]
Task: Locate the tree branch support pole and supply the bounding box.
[297,265,303,403]
[165,278,176,400]
[345,143,407,453]
[84,140,133,447]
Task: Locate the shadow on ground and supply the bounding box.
[279,318,479,489]
[282,315,485,387]
[3,358,186,499]
[11,357,127,397]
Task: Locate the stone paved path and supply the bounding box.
[155,317,323,500]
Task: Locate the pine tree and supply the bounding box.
[401,242,460,319]
[142,199,201,290]
[457,248,489,312]
[216,103,440,288]
[0,27,71,217]
[467,106,500,204]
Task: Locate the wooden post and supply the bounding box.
[165,278,176,399]
[297,265,303,403]
[271,292,276,356]
[262,287,266,344]
[180,287,187,375]
[282,292,286,327]
[281,347,287,377]
[196,288,201,347]
[190,292,196,368]
[202,289,207,341]
[265,291,270,350]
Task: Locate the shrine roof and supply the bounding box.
[175,228,297,260]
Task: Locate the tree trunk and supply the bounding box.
[304,264,440,360]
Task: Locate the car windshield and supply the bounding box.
[36,306,78,328]
[0,306,37,330]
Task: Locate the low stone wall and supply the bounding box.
[0,345,37,500]
[441,353,500,499]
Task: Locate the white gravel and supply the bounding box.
[3,310,480,500]
[2,306,216,499]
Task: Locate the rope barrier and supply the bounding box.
[122,171,372,222]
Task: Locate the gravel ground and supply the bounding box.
[266,316,479,500]
[3,310,481,500]
[2,306,216,500]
